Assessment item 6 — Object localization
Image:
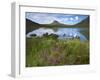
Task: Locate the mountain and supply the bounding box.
[26,19,42,34]
[42,17,89,28]
[73,17,89,28]
[42,20,69,27]
[51,20,64,25]
[26,17,89,34]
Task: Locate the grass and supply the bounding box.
[26,36,89,67]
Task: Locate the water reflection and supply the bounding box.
[27,27,88,41]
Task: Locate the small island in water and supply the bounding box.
[25,12,89,67]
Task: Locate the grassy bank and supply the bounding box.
[26,36,89,67]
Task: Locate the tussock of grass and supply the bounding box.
[26,37,89,67]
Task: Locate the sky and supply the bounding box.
[26,12,89,25]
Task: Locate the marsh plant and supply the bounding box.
[26,12,90,67]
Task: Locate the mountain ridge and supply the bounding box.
[26,17,89,34]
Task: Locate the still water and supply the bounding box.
[27,27,89,41]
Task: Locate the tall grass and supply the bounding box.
[26,37,89,67]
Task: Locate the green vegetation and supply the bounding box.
[26,35,89,67]
[26,15,89,67]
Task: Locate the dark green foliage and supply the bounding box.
[43,33,59,39]
[30,34,37,37]
[26,17,90,67]
[26,36,89,67]
[26,19,42,34]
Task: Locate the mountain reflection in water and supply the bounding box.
[27,27,89,41]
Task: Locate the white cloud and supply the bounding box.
[75,16,79,20]
[26,13,55,24]
[26,12,88,25]
[70,17,74,21]
[57,17,68,22]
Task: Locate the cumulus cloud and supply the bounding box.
[75,16,79,20]
[26,13,55,24]
[26,12,88,25]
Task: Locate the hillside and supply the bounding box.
[26,19,42,34]
[42,20,70,27]
[73,16,89,28]
[42,17,89,28]
[26,17,89,34]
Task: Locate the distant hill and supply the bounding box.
[42,17,89,28]
[73,16,89,28]
[26,19,42,34]
[50,20,67,25]
[26,17,89,34]
[42,20,70,27]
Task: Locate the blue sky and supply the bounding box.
[26,12,89,25]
